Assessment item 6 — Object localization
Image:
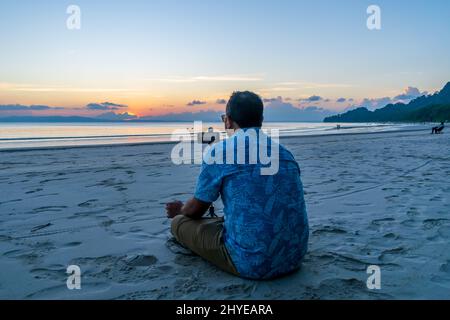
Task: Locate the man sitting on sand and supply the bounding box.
[165,91,309,280]
[431,122,445,134]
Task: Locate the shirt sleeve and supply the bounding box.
[194,162,223,203]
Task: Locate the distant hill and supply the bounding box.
[324,82,450,123]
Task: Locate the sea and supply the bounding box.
[0,122,426,150]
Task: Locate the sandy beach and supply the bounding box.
[0,129,449,300]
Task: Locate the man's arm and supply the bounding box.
[166,197,211,220]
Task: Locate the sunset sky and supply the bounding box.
[1,0,449,118]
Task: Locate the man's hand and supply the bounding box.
[165,198,211,220]
[166,200,184,219]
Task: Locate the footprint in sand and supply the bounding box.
[439,261,450,273]
[312,226,347,235]
[63,241,82,248]
[400,219,420,227]
[113,286,171,300]
[437,226,450,239]
[125,255,158,267]
[25,188,43,194]
[309,278,392,299]
[0,235,13,241]
[217,284,255,296]
[70,255,160,284]
[383,233,399,239]
[173,277,207,297]
[429,196,442,202]
[156,265,173,272]
[379,247,407,261]
[129,226,143,233]
[407,207,419,217]
[30,265,66,281]
[99,219,115,227]
[33,206,67,213]
[422,218,449,230]
[3,249,25,258]
[31,223,52,233]
[371,217,395,225]
[78,199,98,207]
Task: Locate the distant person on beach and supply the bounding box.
[431,122,445,134]
[165,91,309,279]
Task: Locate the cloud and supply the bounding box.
[275,82,354,89]
[262,86,427,112]
[153,74,264,83]
[0,82,141,93]
[86,102,128,110]
[263,87,297,92]
[216,99,227,104]
[299,95,323,102]
[356,97,393,110]
[140,96,336,122]
[193,75,263,82]
[393,86,426,101]
[140,110,222,122]
[0,104,63,111]
[347,86,427,111]
[140,101,336,122]
[264,99,336,122]
[263,97,283,103]
[96,112,137,121]
[187,100,207,106]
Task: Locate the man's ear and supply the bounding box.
[225,116,233,130]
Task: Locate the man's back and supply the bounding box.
[194,129,309,279]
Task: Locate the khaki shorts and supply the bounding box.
[171,215,239,276]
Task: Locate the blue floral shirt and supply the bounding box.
[194,128,309,279]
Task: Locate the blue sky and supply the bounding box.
[0,0,449,117]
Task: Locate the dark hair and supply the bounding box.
[225,91,264,128]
